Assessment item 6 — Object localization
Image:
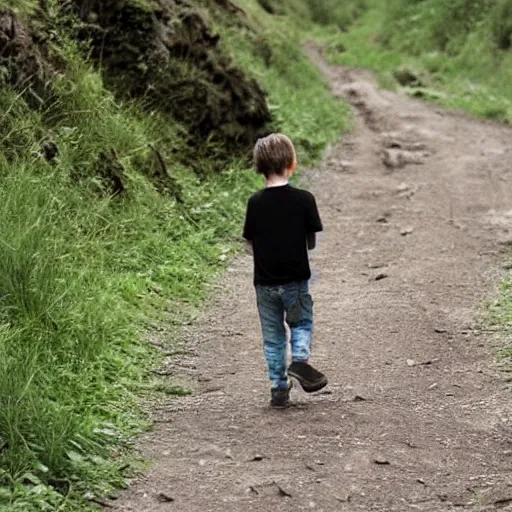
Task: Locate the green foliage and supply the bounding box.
[305,0,367,29]
[322,0,512,123]
[490,0,512,49]
[0,0,37,15]
[487,277,512,361]
[380,0,493,54]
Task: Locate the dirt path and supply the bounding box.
[113,47,512,512]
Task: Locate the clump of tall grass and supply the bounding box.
[0,0,38,15]
[305,0,367,29]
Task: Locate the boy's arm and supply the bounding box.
[244,240,253,254]
[305,193,323,250]
[307,233,316,250]
[243,197,254,254]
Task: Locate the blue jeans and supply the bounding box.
[256,281,313,389]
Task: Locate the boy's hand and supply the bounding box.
[307,233,316,250]
[244,240,253,254]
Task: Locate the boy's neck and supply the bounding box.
[265,175,289,188]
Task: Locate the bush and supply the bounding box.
[490,0,512,49]
[305,0,367,29]
[381,0,493,54]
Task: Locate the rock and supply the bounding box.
[393,67,423,87]
[275,482,292,498]
[251,455,264,462]
[70,0,272,167]
[375,273,389,281]
[401,227,414,236]
[0,12,49,100]
[407,359,416,367]
[382,149,406,169]
[374,458,390,465]
[352,395,366,402]
[157,493,175,503]
[339,160,352,172]
[434,328,447,333]
[428,383,439,390]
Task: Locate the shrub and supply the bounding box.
[490,0,512,49]
[305,0,367,29]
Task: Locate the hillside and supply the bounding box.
[322,0,512,122]
[0,1,350,510]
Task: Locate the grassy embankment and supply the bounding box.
[0,0,351,509]
[315,0,512,359]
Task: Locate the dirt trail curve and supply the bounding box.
[114,46,512,512]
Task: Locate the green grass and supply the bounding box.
[0,0,37,15]
[320,2,512,123]
[0,1,348,510]
[487,278,512,363]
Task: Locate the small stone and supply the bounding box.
[397,182,410,192]
[157,493,174,503]
[374,458,390,465]
[375,273,389,281]
[416,478,426,486]
[353,395,366,402]
[407,359,416,367]
[275,483,292,498]
[428,383,439,390]
[251,455,264,462]
[400,227,414,236]
[434,328,447,334]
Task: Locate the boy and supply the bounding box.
[243,133,328,409]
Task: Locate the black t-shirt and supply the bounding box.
[243,184,323,286]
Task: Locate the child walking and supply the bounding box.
[243,133,328,408]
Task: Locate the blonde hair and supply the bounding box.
[253,133,296,177]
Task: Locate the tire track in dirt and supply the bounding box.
[113,45,512,512]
